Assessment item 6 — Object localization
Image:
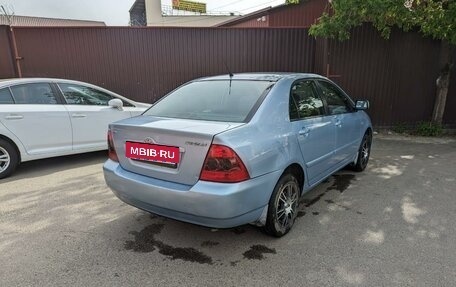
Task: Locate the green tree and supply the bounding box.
[300,0,455,124]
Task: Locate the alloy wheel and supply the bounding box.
[361,138,370,167]
[276,181,299,230]
[0,146,11,173]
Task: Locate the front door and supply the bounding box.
[57,83,132,150]
[316,80,360,164]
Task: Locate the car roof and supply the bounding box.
[0,78,94,88]
[195,73,326,82]
[0,78,148,105]
[0,73,326,88]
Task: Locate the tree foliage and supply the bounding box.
[307,0,456,44]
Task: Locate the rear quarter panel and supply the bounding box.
[213,78,305,180]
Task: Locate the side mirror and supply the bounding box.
[355,100,369,110]
[108,98,123,110]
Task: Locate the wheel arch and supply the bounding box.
[282,163,305,192]
[0,134,22,163]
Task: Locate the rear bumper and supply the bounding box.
[103,160,281,228]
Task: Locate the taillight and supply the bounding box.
[107,130,118,162]
[200,144,250,183]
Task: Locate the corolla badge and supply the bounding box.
[185,141,208,147]
[144,137,155,144]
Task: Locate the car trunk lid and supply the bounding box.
[110,116,243,185]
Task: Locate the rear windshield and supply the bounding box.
[144,80,274,122]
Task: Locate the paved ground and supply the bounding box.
[1,135,455,287]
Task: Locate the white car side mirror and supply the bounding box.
[108,99,123,110]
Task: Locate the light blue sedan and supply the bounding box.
[104,73,372,237]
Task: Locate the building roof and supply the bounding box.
[215,3,288,27]
[215,0,327,28]
[0,15,106,27]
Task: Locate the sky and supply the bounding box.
[0,0,286,25]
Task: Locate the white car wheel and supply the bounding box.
[0,139,19,179]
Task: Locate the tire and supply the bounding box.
[351,132,372,172]
[263,173,301,237]
[0,139,19,179]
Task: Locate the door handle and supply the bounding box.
[72,113,87,118]
[334,117,342,127]
[298,127,310,136]
[5,114,23,120]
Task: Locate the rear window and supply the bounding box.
[10,83,57,105]
[0,88,14,104]
[144,80,273,122]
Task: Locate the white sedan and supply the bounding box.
[0,78,150,179]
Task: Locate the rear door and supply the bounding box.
[289,79,336,184]
[57,82,133,150]
[0,83,72,155]
[316,80,361,164]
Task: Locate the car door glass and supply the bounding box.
[317,81,353,115]
[289,96,299,121]
[10,83,57,104]
[58,83,116,105]
[290,80,325,120]
[0,88,14,104]
[58,83,134,107]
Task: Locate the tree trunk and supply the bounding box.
[432,41,454,124]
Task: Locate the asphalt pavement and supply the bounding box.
[1,135,455,286]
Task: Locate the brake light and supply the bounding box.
[107,130,118,162]
[200,144,249,183]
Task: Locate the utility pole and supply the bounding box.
[1,5,15,25]
[1,5,22,77]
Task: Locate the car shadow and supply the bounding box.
[2,151,107,183]
[113,173,356,266]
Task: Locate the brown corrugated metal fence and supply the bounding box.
[9,27,314,103]
[0,25,16,78]
[0,25,455,126]
[447,73,456,125]
[321,25,446,127]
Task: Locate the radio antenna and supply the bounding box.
[224,61,233,78]
[223,61,233,94]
